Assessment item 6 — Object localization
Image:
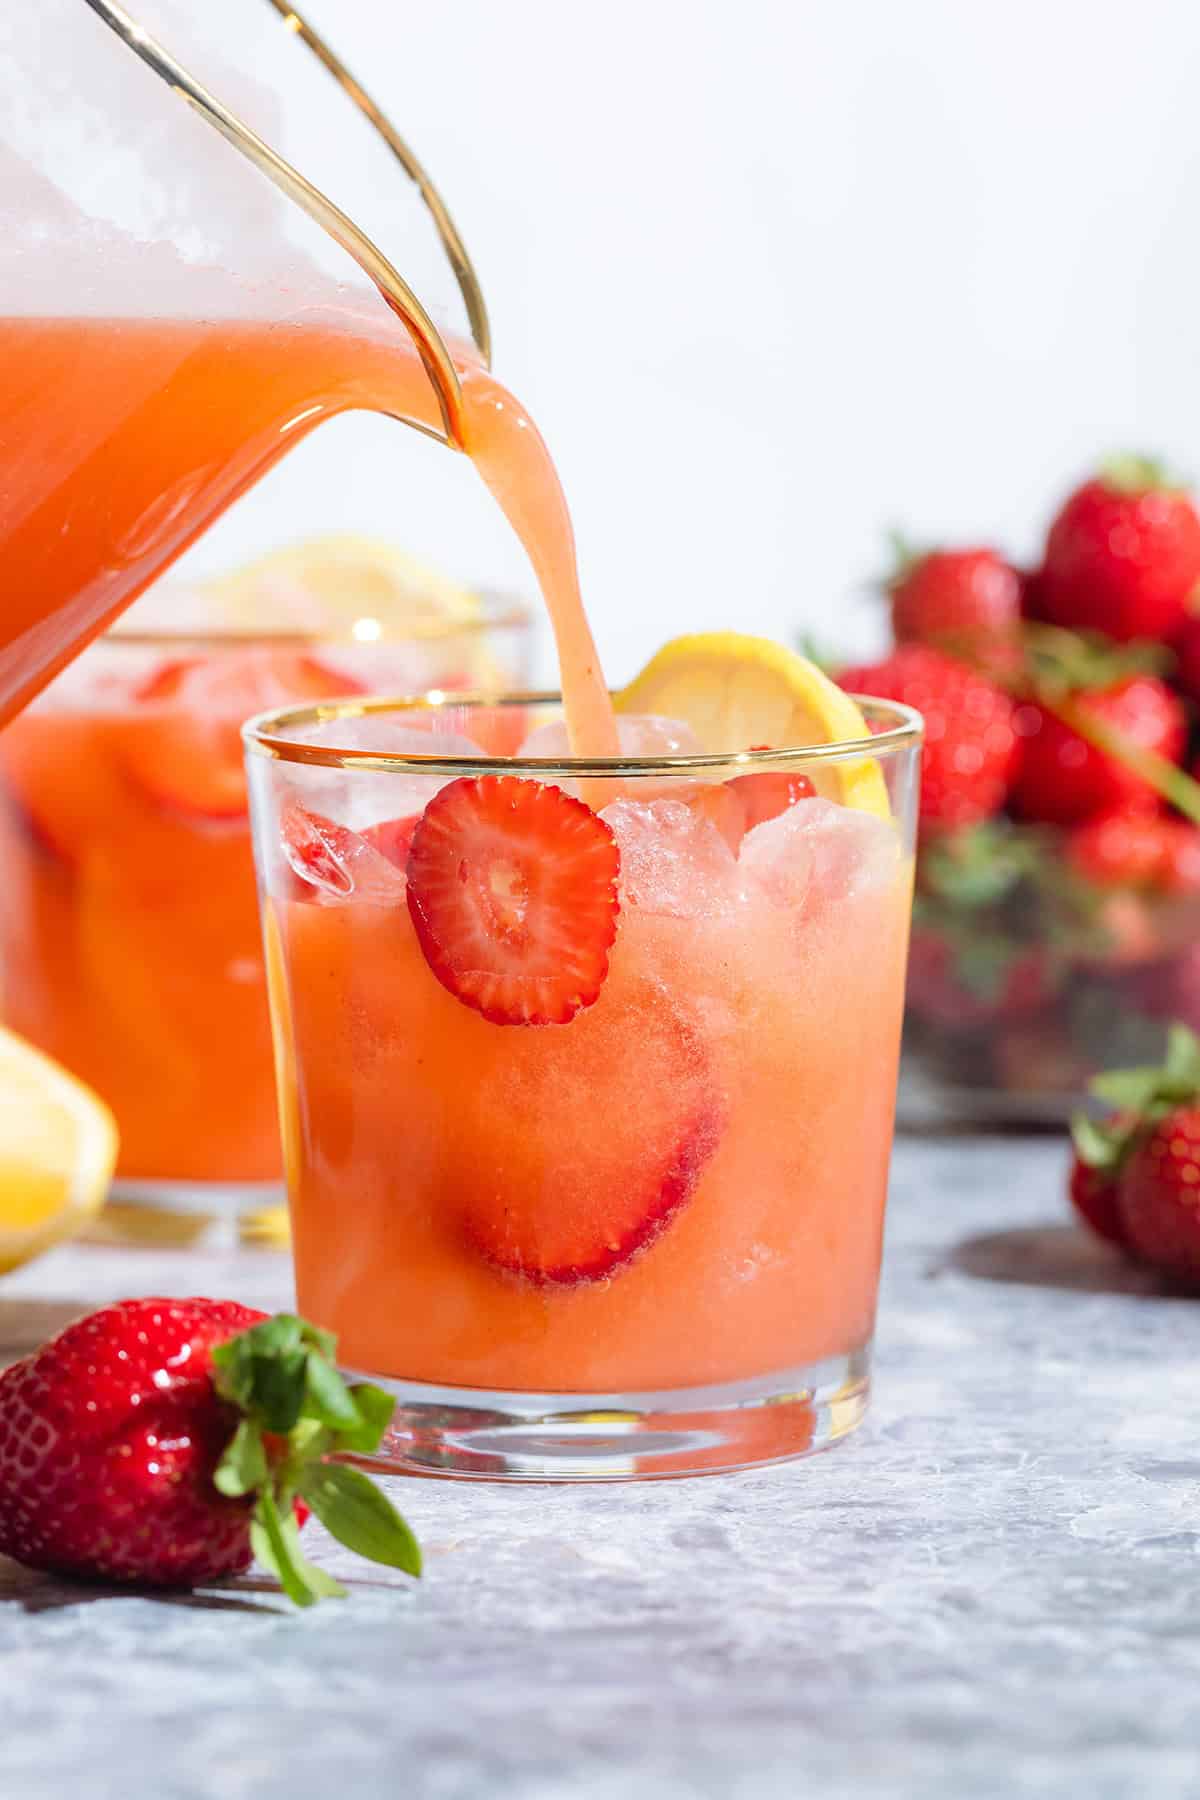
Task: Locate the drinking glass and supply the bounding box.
[245,693,920,1480]
[0,605,530,1210]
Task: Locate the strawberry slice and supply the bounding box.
[362,814,421,870]
[453,979,724,1284]
[727,766,815,832]
[122,651,363,820]
[677,782,748,853]
[405,775,620,1025]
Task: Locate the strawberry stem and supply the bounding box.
[884,527,922,585]
[210,1313,418,1607]
[1099,452,1176,496]
[252,1486,324,1608]
[1050,698,1200,828]
[1073,1024,1200,1172]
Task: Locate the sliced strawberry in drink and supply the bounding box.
[132,656,205,705]
[727,763,815,832]
[672,749,815,855]
[454,980,725,1285]
[123,650,363,820]
[405,775,621,1025]
[678,782,747,853]
[361,814,421,870]
[2,786,74,865]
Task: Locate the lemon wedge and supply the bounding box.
[618,632,890,816]
[122,536,515,687]
[199,535,484,637]
[0,1027,117,1273]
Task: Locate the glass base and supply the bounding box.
[343,1346,870,1482]
[84,1179,289,1251]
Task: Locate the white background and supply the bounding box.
[177,0,1200,684]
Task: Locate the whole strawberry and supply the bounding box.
[1010,673,1185,826]
[1121,1107,1200,1281]
[1067,1154,1128,1248]
[0,1299,419,1604]
[837,646,1019,832]
[1173,612,1200,705]
[1038,455,1200,644]
[1066,811,1200,895]
[1072,1024,1200,1282]
[888,543,1022,670]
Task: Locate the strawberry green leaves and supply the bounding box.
[297,1464,422,1573]
[210,1312,419,1608]
[1071,1023,1200,1175]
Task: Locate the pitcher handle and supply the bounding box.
[79,0,488,453]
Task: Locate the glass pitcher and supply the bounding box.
[0,0,491,724]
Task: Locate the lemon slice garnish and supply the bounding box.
[198,535,483,637]
[618,633,890,816]
[0,1027,117,1273]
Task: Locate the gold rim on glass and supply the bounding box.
[80,0,490,450]
[243,693,923,778]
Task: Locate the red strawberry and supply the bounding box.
[453,981,724,1285]
[1,786,74,866]
[1066,811,1200,893]
[1038,456,1200,643]
[727,765,816,831]
[674,762,815,854]
[837,647,1019,832]
[123,651,363,819]
[1120,1108,1200,1282]
[1071,1024,1200,1279]
[906,926,1051,1029]
[362,813,421,869]
[889,545,1022,668]
[1174,613,1200,704]
[1010,676,1185,826]
[1019,568,1048,622]
[1135,821,1200,895]
[1087,891,1162,969]
[0,1300,417,1604]
[1068,1154,1129,1248]
[405,775,620,1025]
[676,781,748,853]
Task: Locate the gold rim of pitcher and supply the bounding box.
[79,0,490,453]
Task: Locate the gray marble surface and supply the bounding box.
[2,1136,1198,1800]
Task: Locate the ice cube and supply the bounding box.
[279,717,487,825]
[520,714,702,759]
[740,797,900,909]
[293,715,485,759]
[280,804,406,906]
[601,798,741,919]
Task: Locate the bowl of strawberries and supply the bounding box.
[838,455,1200,1126]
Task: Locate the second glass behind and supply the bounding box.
[0,596,530,1198]
[245,694,919,1479]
